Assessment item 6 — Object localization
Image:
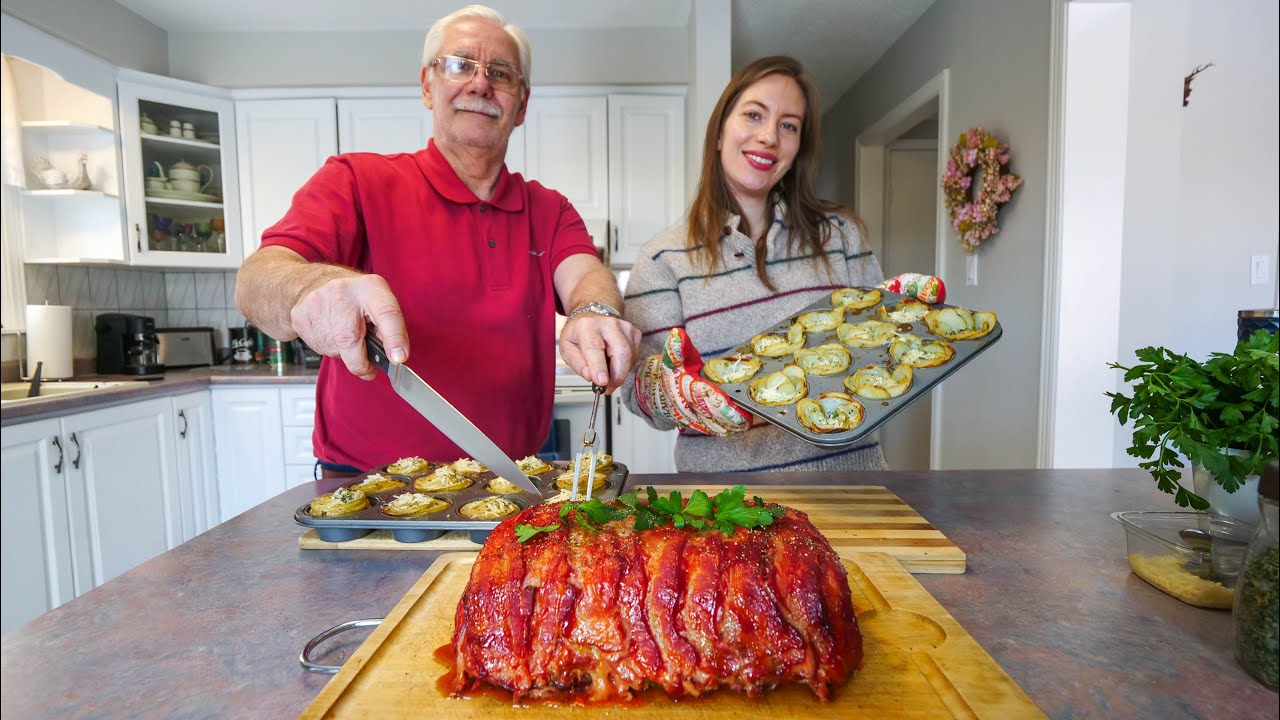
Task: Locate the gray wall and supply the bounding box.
[0,0,168,75]
[167,26,688,88]
[821,0,1055,469]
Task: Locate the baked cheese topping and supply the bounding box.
[415,467,474,492]
[382,493,449,516]
[516,456,552,474]
[351,473,406,493]
[387,456,430,475]
[459,497,521,520]
[451,458,488,475]
[487,477,528,494]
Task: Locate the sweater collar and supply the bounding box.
[414,140,523,212]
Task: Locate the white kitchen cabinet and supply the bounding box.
[211,387,284,521]
[235,98,338,259]
[118,69,243,269]
[1,419,74,634]
[172,390,219,540]
[211,385,317,520]
[1,398,192,630]
[279,386,318,488]
[337,97,431,155]
[522,96,609,220]
[610,407,677,474]
[606,94,686,265]
[61,397,182,594]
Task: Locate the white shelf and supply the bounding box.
[140,133,220,151]
[21,189,116,199]
[24,257,127,266]
[144,196,223,209]
[21,121,113,134]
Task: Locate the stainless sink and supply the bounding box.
[0,381,142,404]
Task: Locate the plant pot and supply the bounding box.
[1193,448,1262,527]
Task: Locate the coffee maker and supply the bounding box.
[95,313,164,375]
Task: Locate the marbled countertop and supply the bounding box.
[0,365,320,426]
[1,470,1276,719]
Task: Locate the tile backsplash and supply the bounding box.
[8,265,244,367]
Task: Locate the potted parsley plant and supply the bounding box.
[1107,329,1279,515]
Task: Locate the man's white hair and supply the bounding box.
[421,4,532,89]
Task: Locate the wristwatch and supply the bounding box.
[567,301,621,321]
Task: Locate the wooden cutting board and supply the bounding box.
[298,552,1044,719]
[298,485,966,574]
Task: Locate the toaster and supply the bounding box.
[156,327,218,368]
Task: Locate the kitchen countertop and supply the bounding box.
[2,365,596,426]
[2,470,1276,719]
[0,365,320,426]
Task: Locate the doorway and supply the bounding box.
[854,70,948,469]
[880,131,937,470]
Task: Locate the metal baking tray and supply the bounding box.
[293,460,629,544]
[701,288,1002,448]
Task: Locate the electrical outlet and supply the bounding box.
[965,254,979,286]
[1250,255,1270,286]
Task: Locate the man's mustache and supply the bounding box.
[452,98,502,118]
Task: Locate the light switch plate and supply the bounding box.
[965,253,979,286]
[1250,255,1270,286]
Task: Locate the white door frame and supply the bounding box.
[853,69,948,469]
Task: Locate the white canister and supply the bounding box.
[24,304,74,379]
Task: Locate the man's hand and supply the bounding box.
[558,313,641,393]
[289,273,409,380]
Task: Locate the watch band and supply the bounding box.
[567,301,621,320]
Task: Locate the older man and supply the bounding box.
[235,5,639,477]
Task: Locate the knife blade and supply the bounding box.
[364,333,540,495]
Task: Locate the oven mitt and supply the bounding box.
[878,273,946,304]
[635,328,752,436]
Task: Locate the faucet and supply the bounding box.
[27,361,44,399]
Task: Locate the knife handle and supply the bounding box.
[364,331,394,375]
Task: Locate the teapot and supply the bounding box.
[167,160,215,193]
[140,113,159,135]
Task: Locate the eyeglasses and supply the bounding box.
[430,55,524,92]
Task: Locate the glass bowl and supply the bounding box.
[1111,511,1254,609]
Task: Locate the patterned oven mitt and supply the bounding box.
[635,328,752,436]
[878,273,946,304]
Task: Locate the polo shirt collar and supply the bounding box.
[415,139,524,212]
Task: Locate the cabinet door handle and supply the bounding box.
[178,410,188,439]
[52,436,64,475]
[135,223,143,252]
[612,224,619,252]
[70,432,81,470]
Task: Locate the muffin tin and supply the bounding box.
[293,460,629,543]
[701,288,1002,447]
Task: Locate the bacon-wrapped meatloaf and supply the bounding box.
[450,501,862,702]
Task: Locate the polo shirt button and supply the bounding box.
[722,226,731,236]
[479,204,488,214]
[488,239,496,248]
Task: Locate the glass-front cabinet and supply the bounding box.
[118,70,242,268]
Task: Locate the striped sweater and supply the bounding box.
[619,206,889,473]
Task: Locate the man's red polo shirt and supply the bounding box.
[260,140,596,469]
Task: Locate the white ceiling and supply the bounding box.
[112,0,936,111]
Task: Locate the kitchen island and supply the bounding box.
[2,470,1275,719]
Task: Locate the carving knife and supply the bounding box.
[364,333,540,495]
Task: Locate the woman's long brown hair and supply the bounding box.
[687,55,855,291]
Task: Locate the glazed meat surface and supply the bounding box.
[450,502,861,702]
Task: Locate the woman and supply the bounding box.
[620,55,929,472]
